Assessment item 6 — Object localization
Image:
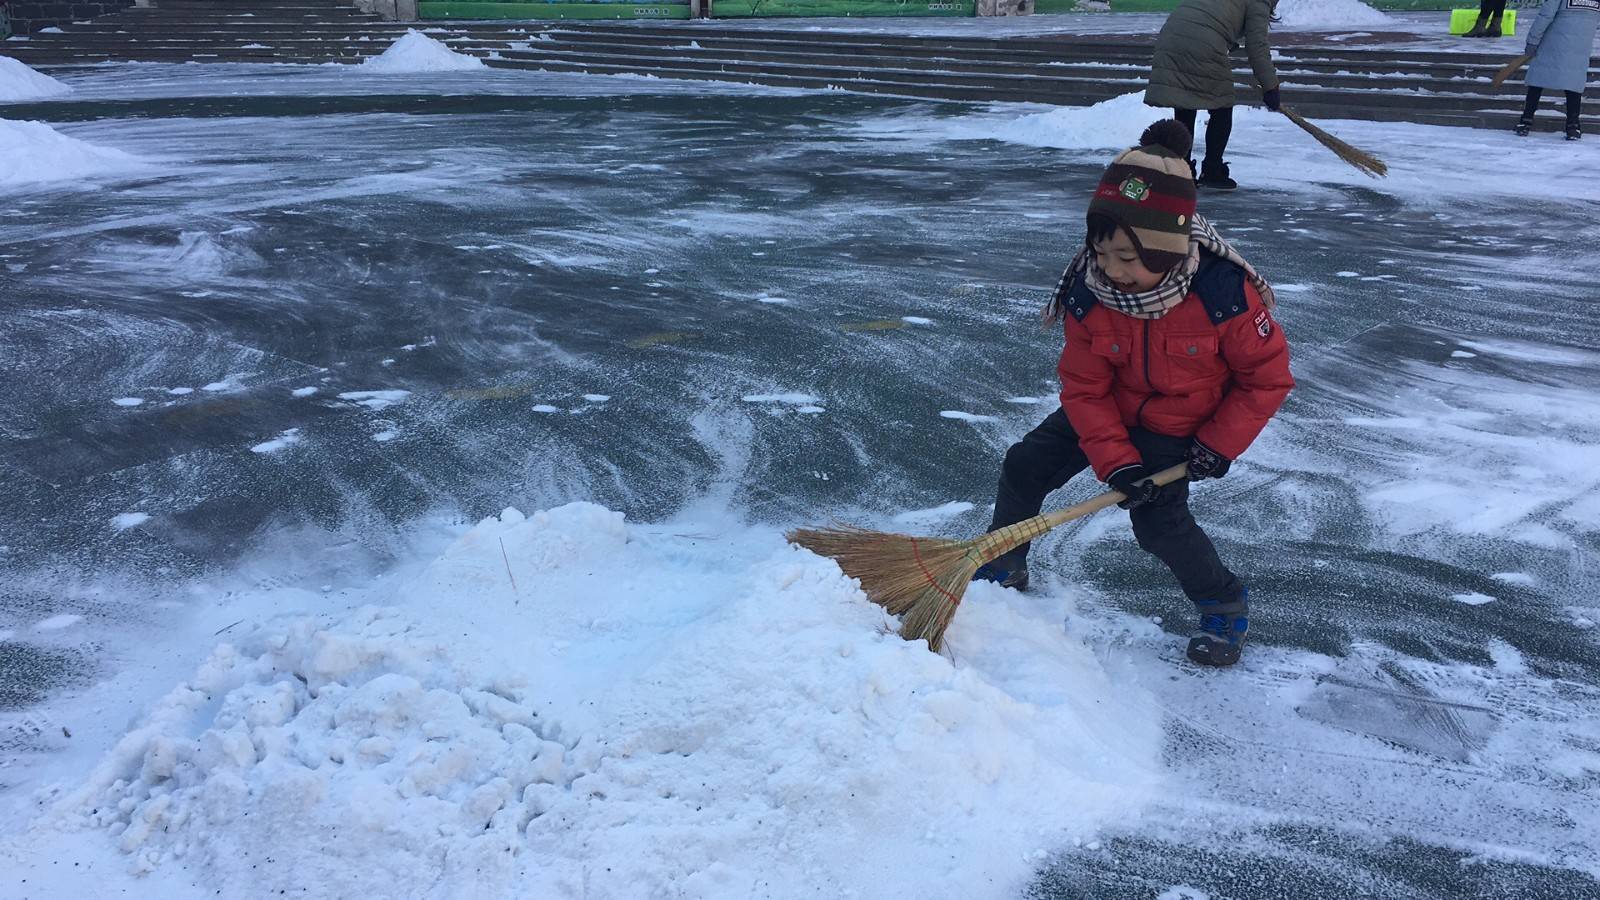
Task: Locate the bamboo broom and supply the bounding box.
[1279,107,1388,178]
[789,464,1189,652]
[1491,54,1532,88]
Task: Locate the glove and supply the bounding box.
[1107,464,1161,510]
[1262,88,1282,112]
[1187,440,1232,481]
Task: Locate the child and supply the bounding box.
[1516,0,1599,140]
[974,120,1293,667]
[1145,0,1282,190]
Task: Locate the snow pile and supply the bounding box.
[49,502,1164,898]
[0,56,70,102]
[978,90,1155,151]
[359,30,487,74]
[1274,0,1390,29]
[0,119,145,189]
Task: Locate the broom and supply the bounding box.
[1491,54,1532,88]
[788,463,1189,652]
[1279,106,1388,178]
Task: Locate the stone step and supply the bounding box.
[494,45,1523,110]
[515,35,1522,97]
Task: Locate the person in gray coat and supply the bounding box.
[1145,0,1282,190]
[1515,0,1599,140]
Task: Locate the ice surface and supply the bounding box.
[2,59,1598,900]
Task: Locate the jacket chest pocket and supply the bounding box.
[1161,333,1221,389]
[1091,334,1133,368]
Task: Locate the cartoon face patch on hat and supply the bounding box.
[1118,176,1150,202]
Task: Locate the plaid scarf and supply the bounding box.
[1044,215,1277,323]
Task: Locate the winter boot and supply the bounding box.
[1514,117,1532,136]
[972,561,1029,591]
[1187,592,1248,667]
[1463,12,1490,36]
[1197,160,1237,191]
[1482,11,1503,36]
[1187,158,1198,181]
[1567,123,1583,140]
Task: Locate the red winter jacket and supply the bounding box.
[1056,253,1294,480]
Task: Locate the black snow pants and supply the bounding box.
[985,408,1244,604]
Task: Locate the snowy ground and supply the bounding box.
[2,51,1600,900]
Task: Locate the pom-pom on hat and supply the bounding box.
[1087,119,1198,273]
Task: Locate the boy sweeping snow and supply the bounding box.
[974,121,1293,667]
[1515,0,1599,140]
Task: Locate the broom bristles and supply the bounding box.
[1281,107,1388,178]
[787,522,1032,651]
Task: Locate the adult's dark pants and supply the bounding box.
[986,408,1244,604]
[1522,87,1583,127]
[1173,106,1234,169]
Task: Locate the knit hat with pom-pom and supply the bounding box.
[1087,119,1198,273]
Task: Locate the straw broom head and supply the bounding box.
[1280,107,1388,178]
[789,465,1187,653]
[786,518,1051,652]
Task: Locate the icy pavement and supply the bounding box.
[1,61,1599,899]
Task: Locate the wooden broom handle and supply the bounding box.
[967,463,1191,565]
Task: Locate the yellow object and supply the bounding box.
[1450,8,1517,35]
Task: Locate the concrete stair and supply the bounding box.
[2,7,1590,130]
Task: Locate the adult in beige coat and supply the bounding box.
[1145,0,1282,190]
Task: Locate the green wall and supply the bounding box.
[420,0,690,19]
[420,0,1458,22]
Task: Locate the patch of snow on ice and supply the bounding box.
[358,30,486,74]
[111,512,151,531]
[893,501,976,525]
[34,614,83,631]
[166,387,194,395]
[531,404,560,413]
[251,428,301,454]
[291,387,318,397]
[338,390,411,411]
[1490,572,1537,587]
[582,394,611,403]
[902,316,934,325]
[941,410,998,423]
[1451,592,1496,606]
[111,397,143,407]
[742,393,821,406]
[372,429,399,442]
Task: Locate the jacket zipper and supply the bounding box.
[1133,319,1153,428]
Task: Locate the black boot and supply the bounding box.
[1464,12,1490,36]
[1197,160,1237,190]
[1514,117,1531,136]
[1567,123,1583,141]
[1482,11,1503,36]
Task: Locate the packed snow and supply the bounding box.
[860,92,1600,201]
[0,118,145,189]
[358,30,488,74]
[0,55,70,102]
[10,504,1163,898]
[1273,0,1391,29]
